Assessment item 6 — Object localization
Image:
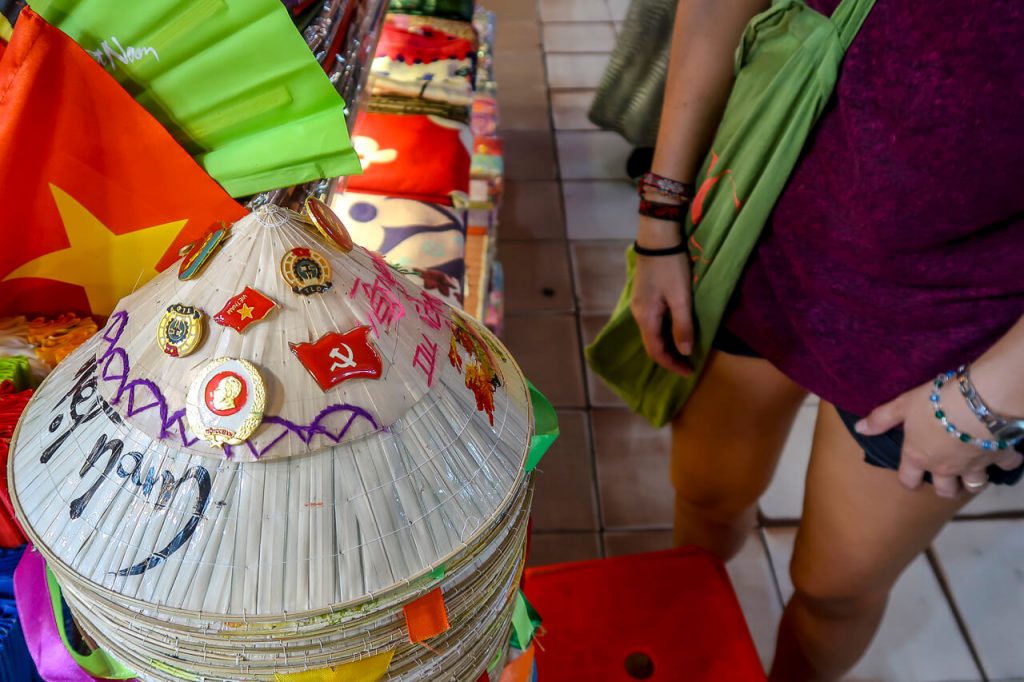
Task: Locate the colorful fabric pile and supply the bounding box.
[332,1,506,329]
[7,205,556,681]
[0,547,39,681]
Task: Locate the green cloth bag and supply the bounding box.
[29,0,362,197]
[585,0,875,427]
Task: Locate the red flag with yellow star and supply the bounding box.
[0,8,247,317]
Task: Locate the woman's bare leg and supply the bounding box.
[671,350,807,560]
[769,403,971,681]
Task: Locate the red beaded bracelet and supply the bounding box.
[639,198,685,223]
[638,172,695,201]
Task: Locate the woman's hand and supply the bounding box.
[630,216,694,376]
[855,381,1024,498]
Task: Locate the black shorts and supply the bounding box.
[714,328,1024,486]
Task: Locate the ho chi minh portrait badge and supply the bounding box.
[186,357,267,447]
[281,247,333,295]
[157,304,205,357]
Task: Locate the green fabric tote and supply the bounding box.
[585,0,875,428]
[29,0,362,197]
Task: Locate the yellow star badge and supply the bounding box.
[3,184,186,314]
[238,304,255,320]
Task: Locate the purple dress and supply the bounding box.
[724,0,1024,417]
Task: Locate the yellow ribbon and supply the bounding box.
[274,650,395,682]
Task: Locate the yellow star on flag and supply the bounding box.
[238,304,255,320]
[3,184,186,314]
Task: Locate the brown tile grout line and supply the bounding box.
[925,547,990,681]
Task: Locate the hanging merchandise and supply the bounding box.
[8,205,556,680]
[0,8,247,318]
[28,0,363,197]
[332,192,469,285]
[349,112,473,204]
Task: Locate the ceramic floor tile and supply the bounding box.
[759,402,817,522]
[502,315,586,408]
[603,530,672,557]
[542,22,617,53]
[605,0,631,21]
[487,0,539,21]
[499,181,565,240]
[531,411,600,531]
[579,314,626,408]
[497,86,553,132]
[765,527,981,681]
[934,519,1024,680]
[545,53,610,90]
[726,532,785,670]
[550,90,600,130]
[563,180,638,240]
[591,408,673,529]
[499,240,574,312]
[570,240,630,313]
[494,49,548,94]
[556,130,633,180]
[502,129,558,181]
[527,531,603,567]
[539,0,611,22]
[957,481,1024,517]
[494,19,542,52]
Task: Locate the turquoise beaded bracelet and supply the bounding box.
[930,372,1009,451]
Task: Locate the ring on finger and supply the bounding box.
[962,476,988,492]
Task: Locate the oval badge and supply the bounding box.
[186,357,266,447]
[178,225,229,281]
[157,304,205,357]
[281,247,333,295]
[305,196,354,252]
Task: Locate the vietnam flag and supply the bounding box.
[0,8,247,317]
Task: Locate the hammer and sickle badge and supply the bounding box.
[289,326,383,391]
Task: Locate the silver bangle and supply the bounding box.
[956,365,1024,446]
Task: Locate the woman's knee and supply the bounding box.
[789,550,891,619]
[673,470,763,524]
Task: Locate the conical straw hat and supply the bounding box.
[9,205,532,618]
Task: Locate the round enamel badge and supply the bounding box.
[157,304,205,357]
[186,357,266,447]
[305,196,354,252]
[281,247,333,295]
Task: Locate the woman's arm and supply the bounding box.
[632,0,769,373]
[858,315,1024,497]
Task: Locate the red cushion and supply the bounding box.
[524,547,766,682]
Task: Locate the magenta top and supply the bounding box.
[724,0,1024,416]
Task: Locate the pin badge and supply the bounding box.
[157,304,205,357]
[289,326,383,391]
[179,225,229,280]
[214,287,277,333]
[186,357,266,447]
[305,196,354,252]
[281,247,333,295]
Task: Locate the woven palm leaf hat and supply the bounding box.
[8,204,537,680]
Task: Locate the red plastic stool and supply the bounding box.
[523,547,766,681]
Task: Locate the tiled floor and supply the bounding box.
[491,0,1024,679]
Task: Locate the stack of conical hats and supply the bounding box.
[8,203,535,680]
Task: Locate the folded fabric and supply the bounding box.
[0,388,30,548]
[367,92,471,122]
[387,0,475,22]
[471,96,498,137]
[0,546,37,682]
[28,0,361,197]
[370,73,474,106]
[0,358,30,393]
[385,14,478,42]
[376,18,477,62]
[332,191,467,285]
[349,113,472,205]
[27,314,97,368]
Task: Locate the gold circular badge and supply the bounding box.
[186,357,267,447]
[157,304,205,357]
[281,247,333,295]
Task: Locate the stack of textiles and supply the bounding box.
[0,546,38,681]
[333,0,485,311]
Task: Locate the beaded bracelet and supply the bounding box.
[638,172,695,201]
[930,371,1009,451]
[638,198,685,223]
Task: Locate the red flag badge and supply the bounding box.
[213,287,277,333]
[289,327,384,391]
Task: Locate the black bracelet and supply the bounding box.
[633,241,688,257]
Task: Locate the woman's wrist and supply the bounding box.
[636,216,684,247]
